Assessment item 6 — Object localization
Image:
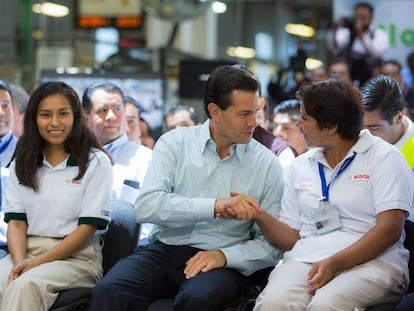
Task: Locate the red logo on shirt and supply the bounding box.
[353,174,369,180]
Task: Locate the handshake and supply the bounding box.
[214,192,262,221]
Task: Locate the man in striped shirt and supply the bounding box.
[90,64,284,311]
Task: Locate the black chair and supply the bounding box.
[49,200,140,311]
[367,219,414,311]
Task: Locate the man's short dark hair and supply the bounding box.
[82,82,125,114]
[354,2,374,14]
[166,105,199,124]
[202,64,260,118]
[360,75,405,124]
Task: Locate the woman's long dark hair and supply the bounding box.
[14,81,111,191]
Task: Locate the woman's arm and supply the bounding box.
[12,224,97,276]
[7,220,28,282]
[307,209,406,293]
[329,209,405,270]
[254,209,300,251]
[7,220,28,265]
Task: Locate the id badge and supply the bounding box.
[312,201,341,235]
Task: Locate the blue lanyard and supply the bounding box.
[318,152,356,202]
[0,134,13,154]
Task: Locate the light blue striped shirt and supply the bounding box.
[136,120,284,275]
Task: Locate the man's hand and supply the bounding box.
[184,250,227,279]
[214,192,261,220]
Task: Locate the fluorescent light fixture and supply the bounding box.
[32,2,69,18]
[227,46,256,59]
[305,58,324,71]
[212,1,227,14]
[284,23,315,38]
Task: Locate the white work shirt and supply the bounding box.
[5,150,113,237]
[333,26,389,58]
[280,130,413,281]
[105,134,152,205]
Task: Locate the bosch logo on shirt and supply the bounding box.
[353,174,370,180]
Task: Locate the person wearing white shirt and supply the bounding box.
[328,2,389,86]
[82,82,152,205]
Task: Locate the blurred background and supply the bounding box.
[0,0,412,136]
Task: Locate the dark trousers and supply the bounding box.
[89,243,248,311]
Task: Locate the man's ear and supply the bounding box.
[207,103,220,121]
[326,124,338,135]
[396,110,404,125]
[259,97,266,110]
[83,113,90,125]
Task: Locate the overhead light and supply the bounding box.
[284,23,315,38]
[32,2,69,18]
[212,1,227,14]
[305,58,324,71]
[227,46,256,59]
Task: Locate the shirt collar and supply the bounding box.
[104,134,128,154]
[0,131,12,146]
[308,130,376,164]
[199,119,247,161]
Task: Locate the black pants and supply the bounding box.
[89,243,248,311]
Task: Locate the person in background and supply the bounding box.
[0,81,18,168]
[254,94,297,176]
[328,2,389,86]
[249,79,413,310]
[82,82,152,205]
[273,99,307,155]
[402,51,414,90]
[125,96,142,143]
[89,64,284,311]
[379,59,414,120]
[139,116,155,149]
[0,81,113,311]
[10,84,29,137]
[361,75,414,171]
[0,80,18,259]
[328,58,353,85]
[165,105,200,131]
[308,65,329,84]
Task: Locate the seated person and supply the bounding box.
[125,95,142,144]
[244,79,413,310]
[82,82,152,204]
[273,99,308,155]
[0,81,112,311]
[165,104,200,131]
[89,64,284,311]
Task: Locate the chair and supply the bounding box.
[366,219,414,311]
[49,200,140,311]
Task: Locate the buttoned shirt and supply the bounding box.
[105,134,152,204]
[136,120,284,276]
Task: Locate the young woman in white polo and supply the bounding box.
[0,81,113,311]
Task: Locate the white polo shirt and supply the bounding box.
[4,150,113,238]
[280,130,413,280]
[105,134,152,204]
